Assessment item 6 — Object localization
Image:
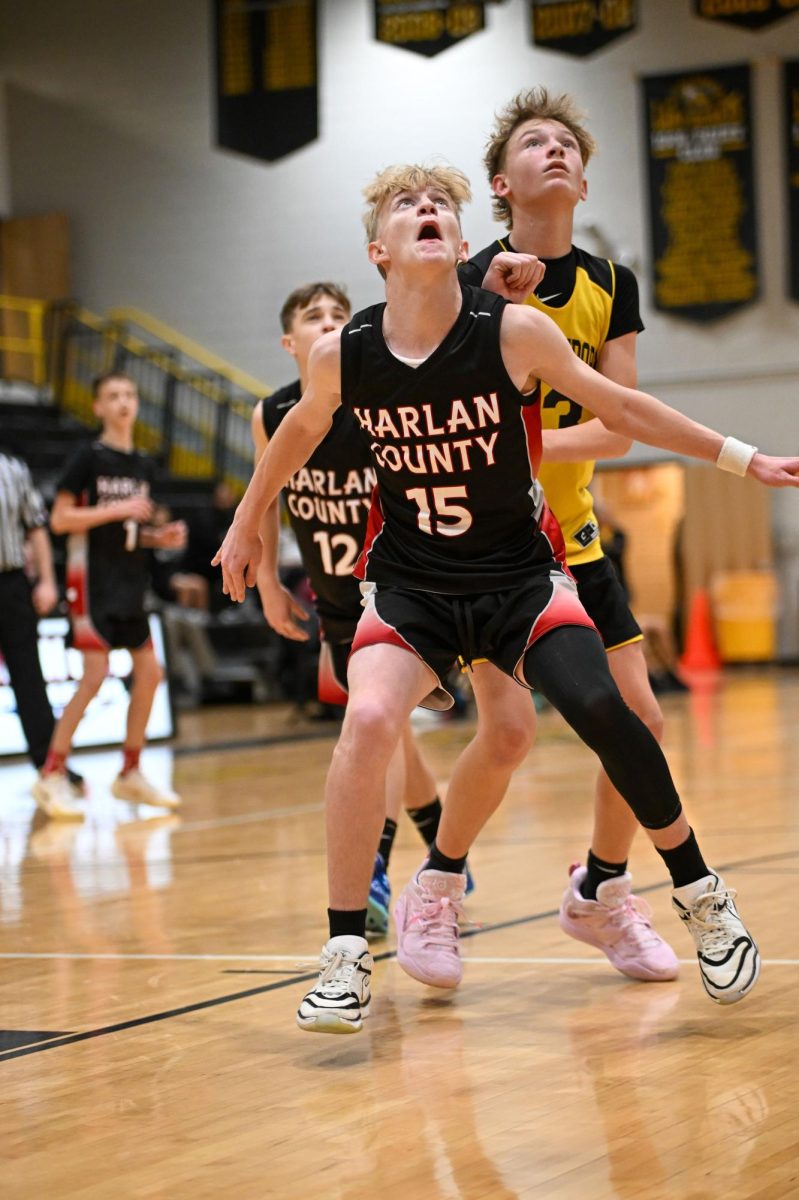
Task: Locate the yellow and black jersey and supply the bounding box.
[461,242,643,565]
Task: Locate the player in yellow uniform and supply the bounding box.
[460,88,678,981]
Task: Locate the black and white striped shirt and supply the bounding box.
[0,452,47,571]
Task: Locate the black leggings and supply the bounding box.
[523,627,682,831]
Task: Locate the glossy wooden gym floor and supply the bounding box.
[2,669,798,1199]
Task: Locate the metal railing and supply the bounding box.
[12,299,272,494]
[0,294,49,387]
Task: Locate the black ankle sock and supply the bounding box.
[407,797,443,847]
[378,818,398,868]
[581,850,628,901]
[424,840,467,876]
[656,828,709,889]
[327,908,367,939]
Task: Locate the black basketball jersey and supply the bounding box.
[57,440,155,616]
[340,282,559,595]
[261,381,375,626]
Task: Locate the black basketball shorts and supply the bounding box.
[350,569,598,710]
[569,556,642,653]
[69,608,152,652]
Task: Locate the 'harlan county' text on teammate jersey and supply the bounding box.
[461,243,643,566]
[261,381,376,627]
[57,440,156,617]
[341,282,563,596]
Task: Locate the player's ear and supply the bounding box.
[457,239,469,263]
[492,173,510,199]
[281,332,297,359]
[368,240,389,269]
[579,176,588,203]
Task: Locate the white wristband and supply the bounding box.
[716,436,757,477]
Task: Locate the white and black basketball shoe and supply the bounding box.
[672,872,760,1005]
[296,936,372,1034]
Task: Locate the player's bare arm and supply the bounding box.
[214,332,343,601]
[479,250,633,464]
[541,416,632,463]
[501,305,799,487]
[250,401,310,641]
[139,522,187,550]
[540,332,635,462]
[50,490,154,535]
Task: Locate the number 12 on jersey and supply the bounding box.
[312,531,360,576]
[406,486,472,537]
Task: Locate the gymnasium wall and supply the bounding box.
[0,0,798,649]
[0,85,9,218]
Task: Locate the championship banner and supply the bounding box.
[529,0,637,57]
[374,1,485,57]
[692,0,799,31]
[642,65,759,322]
[214,0,318,162]
[786,61,799,302]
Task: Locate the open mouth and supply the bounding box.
[545,163,569,174]
[417,221,442,241]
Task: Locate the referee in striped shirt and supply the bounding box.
[0,447,83,814]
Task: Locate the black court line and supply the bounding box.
[2,848,796,1065]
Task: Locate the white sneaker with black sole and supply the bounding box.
[672,872,760,1005]
[296,935,372,1034]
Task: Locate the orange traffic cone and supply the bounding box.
[678,588,721,673]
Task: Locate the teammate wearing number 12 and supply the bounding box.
[251,283,470,936]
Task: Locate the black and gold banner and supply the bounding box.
[692,0,799,30]
[529,0,637,57]
[786,61,799,302]
[374,1,485,57]
[214,0,318,162]
[642,65,759,322]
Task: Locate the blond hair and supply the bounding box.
[484,88,596,227]
[362,163,472,243]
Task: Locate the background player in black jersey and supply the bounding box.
[216,164,799,1034]
[251,281,464,935]
[457,88,678,984]
[33,373,186,818]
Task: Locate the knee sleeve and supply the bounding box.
[524,629,682,830]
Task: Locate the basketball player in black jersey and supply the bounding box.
[34,373,186,816]
[456,89,678,983]
[216,164,799,1034]
[252,281,465,935]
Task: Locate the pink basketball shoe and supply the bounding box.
[559,863,679,982]
[394,867,466,988]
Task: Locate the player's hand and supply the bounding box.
[154,520,187,549]
[481,252,546,304]
[747,454,799,488]
[211,521,262,602]
[259,580,311,641]
[119,495,154,522]
[32,579,58,616]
